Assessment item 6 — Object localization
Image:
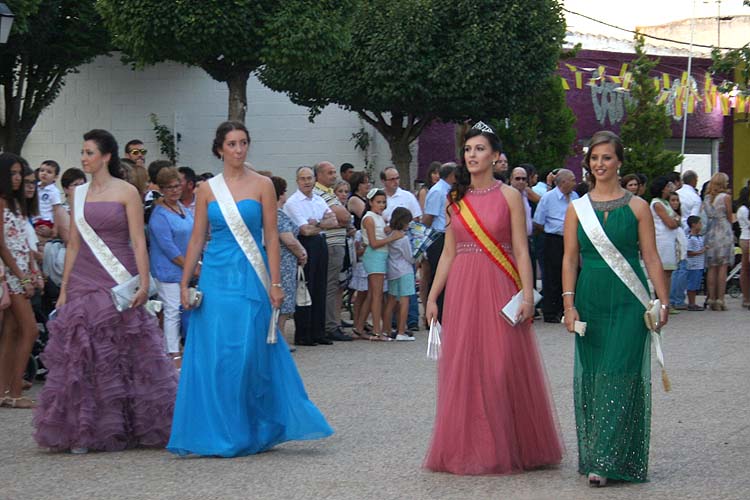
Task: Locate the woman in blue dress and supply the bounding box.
[167,121,333,457]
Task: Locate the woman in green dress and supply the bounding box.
[562,131,670,487]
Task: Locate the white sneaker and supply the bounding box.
[70,447,89,454]
[395,334,415,342]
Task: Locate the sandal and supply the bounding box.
[1,395,36,409]
[351,328,373,340]
[22,379,33,391]
[588,473,607,487]
[369,332,393,342]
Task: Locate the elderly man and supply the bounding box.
[493,153,509,182]
[511,166,533,236]
[284,166,338,346]
[314,161,353,342]
[423,162,456,322]
[380,166,422,329]
[671,170,702,309]
[533,168,578,323]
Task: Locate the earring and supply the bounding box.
[220,153,224,161]
[491,160,497,167]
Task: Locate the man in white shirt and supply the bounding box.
[671,170,702,309]
[379,166,422,329]
[284,166,337,346]
[380,167,422,222]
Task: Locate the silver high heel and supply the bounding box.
[588,473,608,487]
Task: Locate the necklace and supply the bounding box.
[164,200,185,219]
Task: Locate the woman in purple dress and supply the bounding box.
[33,129,177,454]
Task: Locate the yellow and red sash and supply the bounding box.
[452,197,522,291]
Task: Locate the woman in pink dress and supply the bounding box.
[424,124,563,475]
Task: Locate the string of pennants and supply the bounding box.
[559,62,749,116]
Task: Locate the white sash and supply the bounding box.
[73,183,160,315]
[572,195,665,370]
[208,174,278,343]
[74,183,131,285]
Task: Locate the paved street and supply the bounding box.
[1,297,748,500]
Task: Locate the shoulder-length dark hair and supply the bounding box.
[449,127,503,206]
[83,129,123,179]
[0,152,27,215]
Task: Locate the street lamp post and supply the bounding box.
[0,3,15,44]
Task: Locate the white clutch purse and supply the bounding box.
[500,289,542,326]
[110,274,158,312]
[187,287,203,308]
[644,299,662,331]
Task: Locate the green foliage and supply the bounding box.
[149,114,181,164]
[710,1,749,93]
[619,36,683,181]
[0,0,110,152]
[260,0,567,184]
[492,76,576,173]
[97,0,310,121]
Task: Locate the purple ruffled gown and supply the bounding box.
[33,202,178,452]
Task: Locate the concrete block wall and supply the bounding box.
[22,54,400,188]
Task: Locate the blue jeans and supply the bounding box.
[670,260,688,306]
[408,293,419,327]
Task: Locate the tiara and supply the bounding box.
[471,121,495,135]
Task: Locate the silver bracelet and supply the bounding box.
[561,291,575,297]
[271,283,283,288]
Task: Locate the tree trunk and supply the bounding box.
[226,70,251,122]
[388,137,413,189]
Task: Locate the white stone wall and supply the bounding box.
[21,54,399,188]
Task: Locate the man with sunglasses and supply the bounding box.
[511,167,533,237]
[124,139,147,168]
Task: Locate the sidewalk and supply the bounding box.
[1,297,748,500]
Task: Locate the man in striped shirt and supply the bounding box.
[314,161,354,341]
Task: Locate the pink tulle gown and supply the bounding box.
[424,181,563,475]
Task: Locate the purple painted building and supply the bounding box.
[418,48,730,181]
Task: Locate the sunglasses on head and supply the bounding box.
[128,148,147,155]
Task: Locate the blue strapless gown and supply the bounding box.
[167,200,333,457]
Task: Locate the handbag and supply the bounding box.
[187,286,203,308]
[74,183,160,314]
[644,299,662,332]
[110,274,158,312]
[296,265,312,307]
[500,288,543,326]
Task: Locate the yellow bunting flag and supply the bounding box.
[687,95,695,113]
[561,77,570,90]
[610,76,622,84]
[675,100,684,118]
[681,71,688,86]
[705,93,713,113]
[575,72,583,89]
[720,95,730,116]
[739,95,748,114]
[657,91,668,105]
[619,63,629,78]
[663,73,670,89]
[565,63,577,72]
[654,78,661,92]
[598,65,605,78]
[704,72,712,93]
[623,72,632,89]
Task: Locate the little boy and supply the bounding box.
[685,215,706,311]
[36,160,62,231]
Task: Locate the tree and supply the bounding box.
[259,0,567,186]
[97,0,323,123]
[492,75,576,174]
[710,0,749,94]
[619,36,683,182]
[0,0,110,153]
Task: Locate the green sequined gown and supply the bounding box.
[574,196,651,483]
